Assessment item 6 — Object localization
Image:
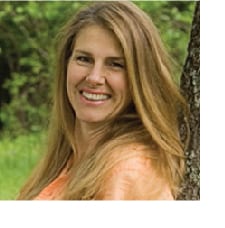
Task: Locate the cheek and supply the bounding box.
[120,76,132,103]
[66,62,88,86]
[111,75,130,96]
[66,64,79,102]
[67,63,75,86]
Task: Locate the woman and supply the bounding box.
[17,1,188,200]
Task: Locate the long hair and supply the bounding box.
[17,1,188,200]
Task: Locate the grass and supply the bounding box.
[0,132,45,200]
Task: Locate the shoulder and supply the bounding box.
[96,143,174,200]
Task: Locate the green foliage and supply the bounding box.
[135,1,195,80]
[0,132,45,199]
[0,1,195,136]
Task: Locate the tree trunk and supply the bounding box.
[178,1,200,200]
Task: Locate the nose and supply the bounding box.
[85,62,106,86]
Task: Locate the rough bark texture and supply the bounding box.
[178,1,200,200]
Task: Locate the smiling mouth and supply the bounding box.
[81,91,111,101]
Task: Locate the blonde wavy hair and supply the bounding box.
[18,1,188,200]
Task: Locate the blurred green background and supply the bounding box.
[0,1,195,200]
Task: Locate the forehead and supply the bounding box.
[73,24,123,57]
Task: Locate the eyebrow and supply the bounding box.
[74,49,125,60]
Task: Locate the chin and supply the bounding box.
[78,116,108,123]
[78,112,117,124]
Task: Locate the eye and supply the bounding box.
[108,60,125,69]
[75,55,93,65]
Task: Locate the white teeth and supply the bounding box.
[82,91,109,101]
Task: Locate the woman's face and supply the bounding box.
[66,24,131,124]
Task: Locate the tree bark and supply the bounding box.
[178,1,200,200]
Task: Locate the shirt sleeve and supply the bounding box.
[95,155,174,200]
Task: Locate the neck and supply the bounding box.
[74,120,108,158]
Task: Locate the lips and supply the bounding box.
[80,90,111,101]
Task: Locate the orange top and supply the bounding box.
[34,145,174,200]
[34,166,68,200]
